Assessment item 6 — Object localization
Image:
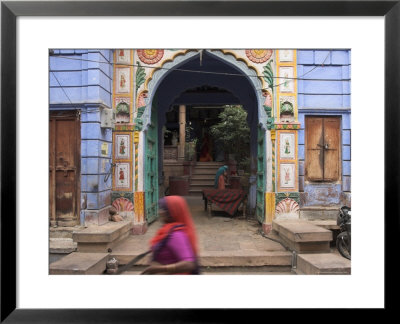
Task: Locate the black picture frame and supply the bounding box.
[1,0,397,322]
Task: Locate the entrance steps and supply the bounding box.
[272,219,350,274]
[189,161,225,196]
[295,253,351,275]
[49,221,134,274]
[72,221,133,253]
[49,252,109,274]
[272,219,333,253]
[109,250,293,274]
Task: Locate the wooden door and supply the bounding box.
[305,116,341,182]
[49,111,81,227]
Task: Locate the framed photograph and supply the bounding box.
[2,0,397,321]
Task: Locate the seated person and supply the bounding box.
[214,165,228,189]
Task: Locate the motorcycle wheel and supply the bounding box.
[336,232,351,260]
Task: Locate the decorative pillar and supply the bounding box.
[178,104,186,160]
[273,49,301,221]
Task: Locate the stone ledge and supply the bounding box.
[296,253,351,275]
[49,238,77,254]
[273,219,332,242]
[50,252,109,275]
[72,221,132,243]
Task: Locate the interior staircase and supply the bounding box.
[189,161,225,196]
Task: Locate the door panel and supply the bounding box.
[305,117,324,181]
[323,117,340,181]
[145,105,158,224]
[49,111,80,226]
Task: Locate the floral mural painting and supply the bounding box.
[263,60,274,90]
[135,61,146,95]
[137,49,164,65]
[245,49,273,64]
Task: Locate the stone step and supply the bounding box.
[295,253,351,275]
[121,265,293,275]
[300,206,340,220]
[195,162,224,166]
[272,219,333,253]
[50,252,109,275]
[50,238,77,254]
[190,178,214,186]
[49,226,85,239]
[72,221,133,253]
[110,250,292,270]
[193,168,220,175]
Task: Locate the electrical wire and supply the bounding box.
[50,50,349,84]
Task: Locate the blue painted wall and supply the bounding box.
[49,49,113,225]
[297,49,351,207]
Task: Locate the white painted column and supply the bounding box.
[178,104,186,160]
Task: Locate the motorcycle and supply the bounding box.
[336,206,351,260]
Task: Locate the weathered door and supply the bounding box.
[256,124,266,223]
[305,116,341,182]
[49,110,81,227]
[145,105,158,224]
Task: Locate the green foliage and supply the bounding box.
[135,61,146,94]
[263,60,274,90]
[210,105,250,169]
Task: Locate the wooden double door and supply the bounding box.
[49,111,81,227]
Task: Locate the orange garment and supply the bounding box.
[150,196,198,257]
[217,174,226,189]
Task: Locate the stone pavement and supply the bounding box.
[110,195,293,274]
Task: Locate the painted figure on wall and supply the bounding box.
[119,138,126,155]
[284,167,290,184]
[284,138,290,154]
[119,169,125,181]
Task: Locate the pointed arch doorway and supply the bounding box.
[141,50,269,224]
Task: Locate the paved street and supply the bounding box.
[111,195,294,274]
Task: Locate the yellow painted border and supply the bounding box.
[112,162,133,192]
[277,130,298,192]
[113,131,133,163]
[276,50,298,121]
